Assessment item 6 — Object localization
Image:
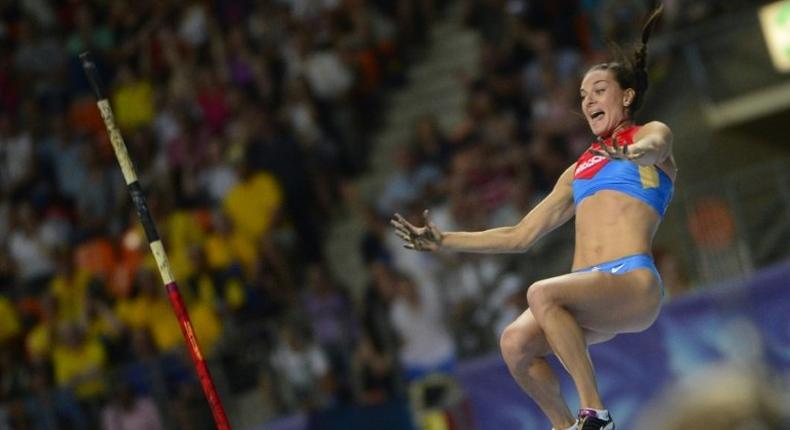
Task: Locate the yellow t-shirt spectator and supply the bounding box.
[223,171,283,241]
[166,210,206,281]
[116,293,182,352]
[112,78,154,131]
[146,295,223,355]
[52,335,107,400]
[0,296,21,343]
[147,298,183,352]
[26,322,53,363]
[189,301,222,356]
[115,295,150,331]
[49,270,92,324]
[87,305,123,342]
[204,231,257,275]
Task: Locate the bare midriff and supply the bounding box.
[571,190,661,271]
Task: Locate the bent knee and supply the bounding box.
[499,321,545,364]
[526,280,558,313]
[499,324,521,359]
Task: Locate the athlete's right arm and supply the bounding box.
[392,164,576,254]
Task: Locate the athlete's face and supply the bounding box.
[580,70,635,138]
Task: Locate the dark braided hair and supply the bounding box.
[587,4,664,116]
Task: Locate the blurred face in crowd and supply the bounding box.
[580,70,636,138]
[370,262,397,301]
[396,276,419,305]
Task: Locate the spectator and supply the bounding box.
[0,294,21,345]
[270,322,334,410]
[302,264,357,379]
[197,140,239,205]
[0,114,35,198]
[359,206,394,266]
[7,203,55,295]
[222,162,283,247]
[352,328,398,405]
[0,345,32,428]
[51,322,107,411]
[25,294,57,366]
[101,381,164,430]
[389,272,456,383]
[377,145,443,217]
[112,65,156,132]
[49,249,92,324]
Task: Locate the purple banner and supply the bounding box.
[457,263,790,429]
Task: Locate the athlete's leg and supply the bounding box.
[500,308,614,429]
[526,269,662,410]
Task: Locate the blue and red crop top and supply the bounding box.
[572,125,674,216]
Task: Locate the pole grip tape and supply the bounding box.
[97,100,138,184]
[128,181,160,242]
[79,52,106,101]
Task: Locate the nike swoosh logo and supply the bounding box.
[611,264,625,273]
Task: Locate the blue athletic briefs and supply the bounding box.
[574,253,664,296]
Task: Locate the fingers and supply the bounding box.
[597,140,615,158]
[611,135,620,152]
[590,138,630,160]
[394,228,411,243]
[392,222,418,249]
[423,209,443,242]
[422,209,431,225]
[391,210,440,252]
[390,220,411,240]
[391,213,417,234]
[610,136,632,159]
[391,212,421,250]
[588,148,609,158]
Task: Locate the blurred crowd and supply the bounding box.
[0,0,752,428]
[0,0,438,427]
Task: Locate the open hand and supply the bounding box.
[390,210,443,252]
[589,135,646,160]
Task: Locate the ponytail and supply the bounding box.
[632,4,664,110]
[587,4,664,116]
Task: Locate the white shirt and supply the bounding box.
[303,50,352,100]
[0,132,33,192]
[8,229,54,281]
[100,397,164,430]
[390,280,456,368]
[270,343,329,389]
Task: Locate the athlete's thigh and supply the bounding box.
[527,269,662,334]
[505,308,616,357]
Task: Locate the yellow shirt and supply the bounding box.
[204,232,257,275]
[115,296,150,330]
[189,301,222,356]
[116,294,183,352]
[222,172,283,241]
[204,234,234,270]
[87,311,121,341]
[147,298,183,352]
[112,79,154,130]
[50,270,92,324]
[26,322,53,362]
[166,210,206,281]
[0,296,21,343]
[52,337,107,399]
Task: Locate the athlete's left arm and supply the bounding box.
[627,121,673,166]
